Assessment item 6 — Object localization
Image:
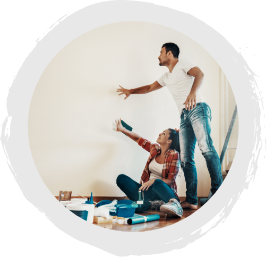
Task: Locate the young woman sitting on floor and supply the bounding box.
[114,119,183,218]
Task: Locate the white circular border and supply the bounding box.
[2,1,263,256]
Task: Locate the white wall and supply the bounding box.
[29,21,223,197]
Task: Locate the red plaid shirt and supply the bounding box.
[138,137,180,200]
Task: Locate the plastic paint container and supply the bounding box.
[82,192,94,224]
[66,203,91,221]
[95,199,138,218]
[70,210,88,221]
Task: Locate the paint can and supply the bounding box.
[66,203,94,223]
[60,200,80,207]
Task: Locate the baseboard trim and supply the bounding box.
[55,196,208,201]
[55,196,129,201]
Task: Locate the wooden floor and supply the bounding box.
[95,207,200,232]
[57,196,202,232]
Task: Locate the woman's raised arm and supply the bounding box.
[114,119,141,143]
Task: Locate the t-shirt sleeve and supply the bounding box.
[180,59,197,74]
[157,72,167,87]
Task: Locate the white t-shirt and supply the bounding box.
[149,157,163,181]
[157,59,205,114]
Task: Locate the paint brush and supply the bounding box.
[78,194,98,204]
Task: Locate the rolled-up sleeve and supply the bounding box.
[138,137,152,152]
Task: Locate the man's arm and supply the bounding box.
[117,81,162,100]
[183,66,204,110]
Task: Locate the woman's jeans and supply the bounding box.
[116,174,179,212]
[180,102,223,205]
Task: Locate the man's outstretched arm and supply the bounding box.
[117,81,163,100]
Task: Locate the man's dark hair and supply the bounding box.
[162,43,180,59]
[168,129,180,154]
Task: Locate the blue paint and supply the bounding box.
[70,210,88,221]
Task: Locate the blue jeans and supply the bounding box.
[116,174,179,213]
[180,102,223,205]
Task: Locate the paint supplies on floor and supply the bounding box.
[96,200,118,213]
[137,190,144,204]
[105,214,160,225]
[94,216,114,224]
[95,199,138,218]
[126,214,160,225]
[60,200,81,207]
[64,192,95,223]
[94,206,110,219]
[60,197,87,208]
[58,191,72,201]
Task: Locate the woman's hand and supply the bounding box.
[113,119,141,142]
[114,119,124,132]
[139,180,155,191]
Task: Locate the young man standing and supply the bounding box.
[117,43,223,209]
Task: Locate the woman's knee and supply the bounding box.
[116,174,127,186]
[153,179,166,187]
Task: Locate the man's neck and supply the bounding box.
[167,59,179,73]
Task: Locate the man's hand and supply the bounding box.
[117,85,131,100]
[183,91,197,110]
[184,66,204,110]
[139,180,155,191]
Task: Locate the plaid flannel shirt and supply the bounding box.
[138,137,180,200]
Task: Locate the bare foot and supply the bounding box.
[181,201,198,210]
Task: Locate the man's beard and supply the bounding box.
[159,59,166,66]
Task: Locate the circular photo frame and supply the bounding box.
[3,1,262,256]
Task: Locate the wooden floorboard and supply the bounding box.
[57,196,202,232]
[95,207,200,232]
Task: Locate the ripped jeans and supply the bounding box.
[180,102,223,205]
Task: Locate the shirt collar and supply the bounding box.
[157,148,173,155]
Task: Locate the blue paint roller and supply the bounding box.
[127,214,160,225]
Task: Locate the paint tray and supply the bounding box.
[115,200,139,218]
[95,199,138,218]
